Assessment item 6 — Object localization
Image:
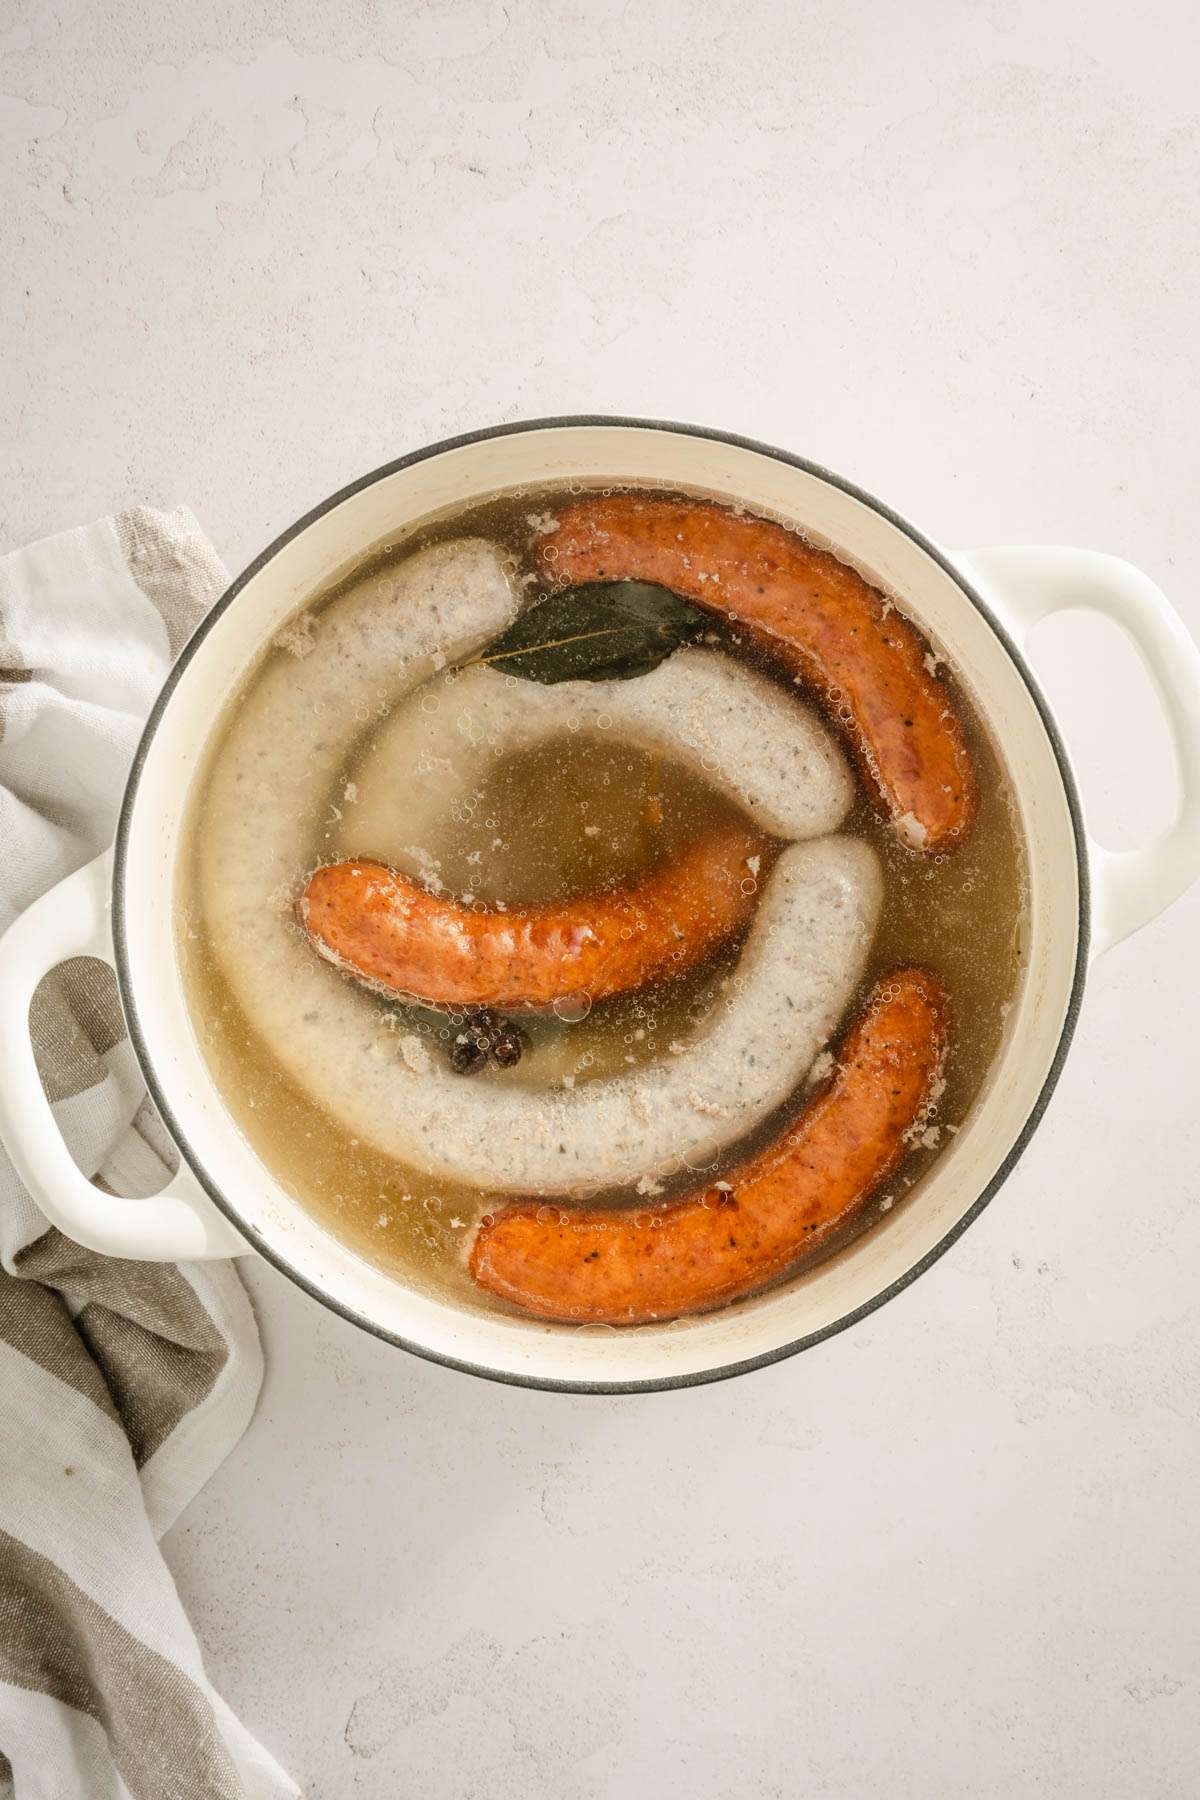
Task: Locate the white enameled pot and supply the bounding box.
[2,420,1199,1392]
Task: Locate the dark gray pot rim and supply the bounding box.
[113,415,1090,1395]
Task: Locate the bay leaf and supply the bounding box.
[477,581,708,685]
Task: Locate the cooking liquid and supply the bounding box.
[178,486,1027,1317]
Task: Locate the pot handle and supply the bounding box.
[0,851,248,1260]
[956,545,1200,960]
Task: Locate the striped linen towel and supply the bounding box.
[0,511,299,1798]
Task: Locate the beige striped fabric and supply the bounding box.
[0,512,299,1799]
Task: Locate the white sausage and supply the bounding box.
[197,541,881,1194]
[337,646,854,872]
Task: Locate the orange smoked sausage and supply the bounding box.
[469,967,948,1323]
[300,821,765,1013]
[536,496,975,852]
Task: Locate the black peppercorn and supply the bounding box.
[449,1035,489,1075]
[491,1028,524,1069]
[464,1007,502,1046]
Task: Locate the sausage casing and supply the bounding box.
[300,821,764,1012]
[469,967,948,1322]
[536,496,975,851]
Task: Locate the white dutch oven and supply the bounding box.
[2,420,1198,1392]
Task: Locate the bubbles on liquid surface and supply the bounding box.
[552,993,593,1023]
[183,475,1028,1317]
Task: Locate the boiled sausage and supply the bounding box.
[470,967,948,1321]
[536,497,975,851]
[301,822,765,1011]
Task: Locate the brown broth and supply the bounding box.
[178,483,1027,1316]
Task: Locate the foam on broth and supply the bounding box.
[178,484,1028,1315]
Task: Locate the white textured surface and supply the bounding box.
[5,2,1200,1794]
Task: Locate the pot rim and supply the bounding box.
[112,414,1091,1395]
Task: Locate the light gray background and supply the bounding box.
[4,2,1199,1795]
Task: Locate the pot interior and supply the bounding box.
[117,422,1083,1388]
